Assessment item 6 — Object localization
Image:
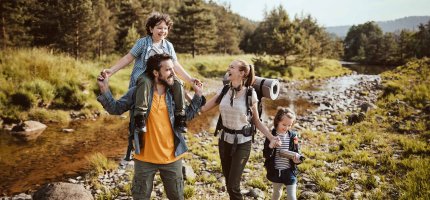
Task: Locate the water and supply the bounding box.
[0,117,129,195]
[341,62,395,75]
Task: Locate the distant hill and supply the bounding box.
[326,16,430,38]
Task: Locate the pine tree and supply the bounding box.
[209,2,240,54]
[124,24,140,51]
[172,0,216,57]
[115,0,149,53]
[60,0,96,59]
[92,0,117,57]
[0,0,33,48]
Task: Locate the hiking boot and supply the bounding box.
[175,114,187,133]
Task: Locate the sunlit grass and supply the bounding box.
[85,152,117,174]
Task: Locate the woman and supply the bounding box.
[200,59,280,200]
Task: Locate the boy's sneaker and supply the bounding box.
[175,114,187,133]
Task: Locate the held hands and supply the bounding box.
[97,73,109,93]
[268,136,282,148]
[192,79,203,96]
[101,68,114,78]
[190,78,202,86]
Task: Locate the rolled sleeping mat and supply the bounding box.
[223,73,280,100]
[254,76,280,100]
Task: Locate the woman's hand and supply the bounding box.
[268,136,282,148]
[101,68,114,78]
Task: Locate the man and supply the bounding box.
[97,53,204,200]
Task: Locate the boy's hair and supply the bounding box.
[146,12,173,35]
[235,59,255,87]
[145,53,172,80]
[273,107,296,128]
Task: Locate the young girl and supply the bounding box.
[263,108,303,200]
[200,59,281,200]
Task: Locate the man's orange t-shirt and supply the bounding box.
[133,92,183,164]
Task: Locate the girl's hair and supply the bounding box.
[146,12,173,35]
[273,107,296,128]
[235,59,255,87]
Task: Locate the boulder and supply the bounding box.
[360,102,376,112]
[182,163,196,182]
[10,120,47,141]
[347,112,365,125]
[33,182,93,200]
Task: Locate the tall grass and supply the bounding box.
[85,152,117,174]
[0,48,105,122]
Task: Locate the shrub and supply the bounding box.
[52,83,87,110]
[398,158,430,199]
[85,152,117,174]
[247,177,268,190]
[22,79,55,107]
[10,90,37,110]
[28,108,70,124]
[184,185,195,199]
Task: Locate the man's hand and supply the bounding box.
[101,68,114,78]
[190,78,202,86]
[192,80,203,96]
[97,74,109,94]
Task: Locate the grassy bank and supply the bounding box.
[300,58,430,199]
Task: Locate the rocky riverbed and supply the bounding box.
[1,73,383,200]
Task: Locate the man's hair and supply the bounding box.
[146,53,173,80]
[146,12,173,36]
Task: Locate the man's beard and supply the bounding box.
[158,74,174,87]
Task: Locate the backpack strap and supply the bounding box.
[214,84,230,136]
[245,87,257,142]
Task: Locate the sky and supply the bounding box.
[214,0,430,27]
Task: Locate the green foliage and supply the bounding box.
[184,185,195,199]
[10,90,37,110]
[247,177,268,191]
[51,83,88,110]
[21,79,55,107]
[309,169,338,192]
[28,108,70,124]
[124,24,140,53]
[344,20,430,65]
[0,48,102,121]
[0,0,33,48]
[172,0,217,57]
[398,158,430,200]
[85,152,117,174]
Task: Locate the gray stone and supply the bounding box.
[182,163,196,182]
[33,182,93,200]
[10,121,47,141]
[351,172,360,180]
[246,188,264,199]
[62,129,74,133]
[299,191,318,199]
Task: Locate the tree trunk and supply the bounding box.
[2,16,7,49]
[75,27,79,60]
